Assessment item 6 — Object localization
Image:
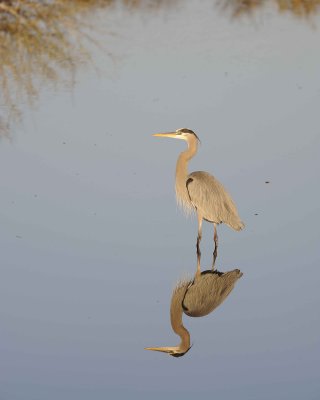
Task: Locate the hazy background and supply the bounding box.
[1,1,320,399]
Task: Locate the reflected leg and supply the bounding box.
[212,223,218,270]
[196,214,203,279]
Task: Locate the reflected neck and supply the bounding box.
[170,283,191,352]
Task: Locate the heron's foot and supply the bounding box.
[194,268,201,281]
[194,260,201,278]
[196,242,201,258]
[212,253,218,270]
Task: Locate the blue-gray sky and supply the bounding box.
[1,2,320,399]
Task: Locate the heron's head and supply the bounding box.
[144,345,192,358]
[153,128,200,143]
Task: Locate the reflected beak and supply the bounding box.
[145,346,191,357]
[144,346,177,354]
[153,132,180,139]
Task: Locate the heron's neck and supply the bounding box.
[175,139,198,211]
[170,282,191,353]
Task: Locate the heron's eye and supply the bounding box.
[180,129,194,134]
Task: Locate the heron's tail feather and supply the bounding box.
[238,221,245,230]
[227,219,245,231]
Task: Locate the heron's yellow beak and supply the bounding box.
[153,132,179,139]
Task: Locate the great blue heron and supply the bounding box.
[153,128,244,276]
[145,268,243,357]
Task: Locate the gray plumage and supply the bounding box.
[153,128,244,274]
[187,171,244,230]
[183,269,243,317]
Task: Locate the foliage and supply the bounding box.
[1,0,320,135]
[220,0,320,17]
[0,0,113,134]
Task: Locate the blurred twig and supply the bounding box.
[218,0,320,17]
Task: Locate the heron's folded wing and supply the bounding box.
[186,171,243,229]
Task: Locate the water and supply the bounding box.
[1,2,320,399]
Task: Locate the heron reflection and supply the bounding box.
[145,268,243,357]
[153,129,244,275]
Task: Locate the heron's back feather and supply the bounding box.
[183,269,243,317]
[187,171,244,230]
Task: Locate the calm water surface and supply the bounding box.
[1,2,320,399]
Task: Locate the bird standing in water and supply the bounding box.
[153,128,244,277]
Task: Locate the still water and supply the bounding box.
[1,1,320,399]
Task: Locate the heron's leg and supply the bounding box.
[196,215,203,279]
[212,223,218,270]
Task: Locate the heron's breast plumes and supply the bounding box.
[175,180,195,215]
